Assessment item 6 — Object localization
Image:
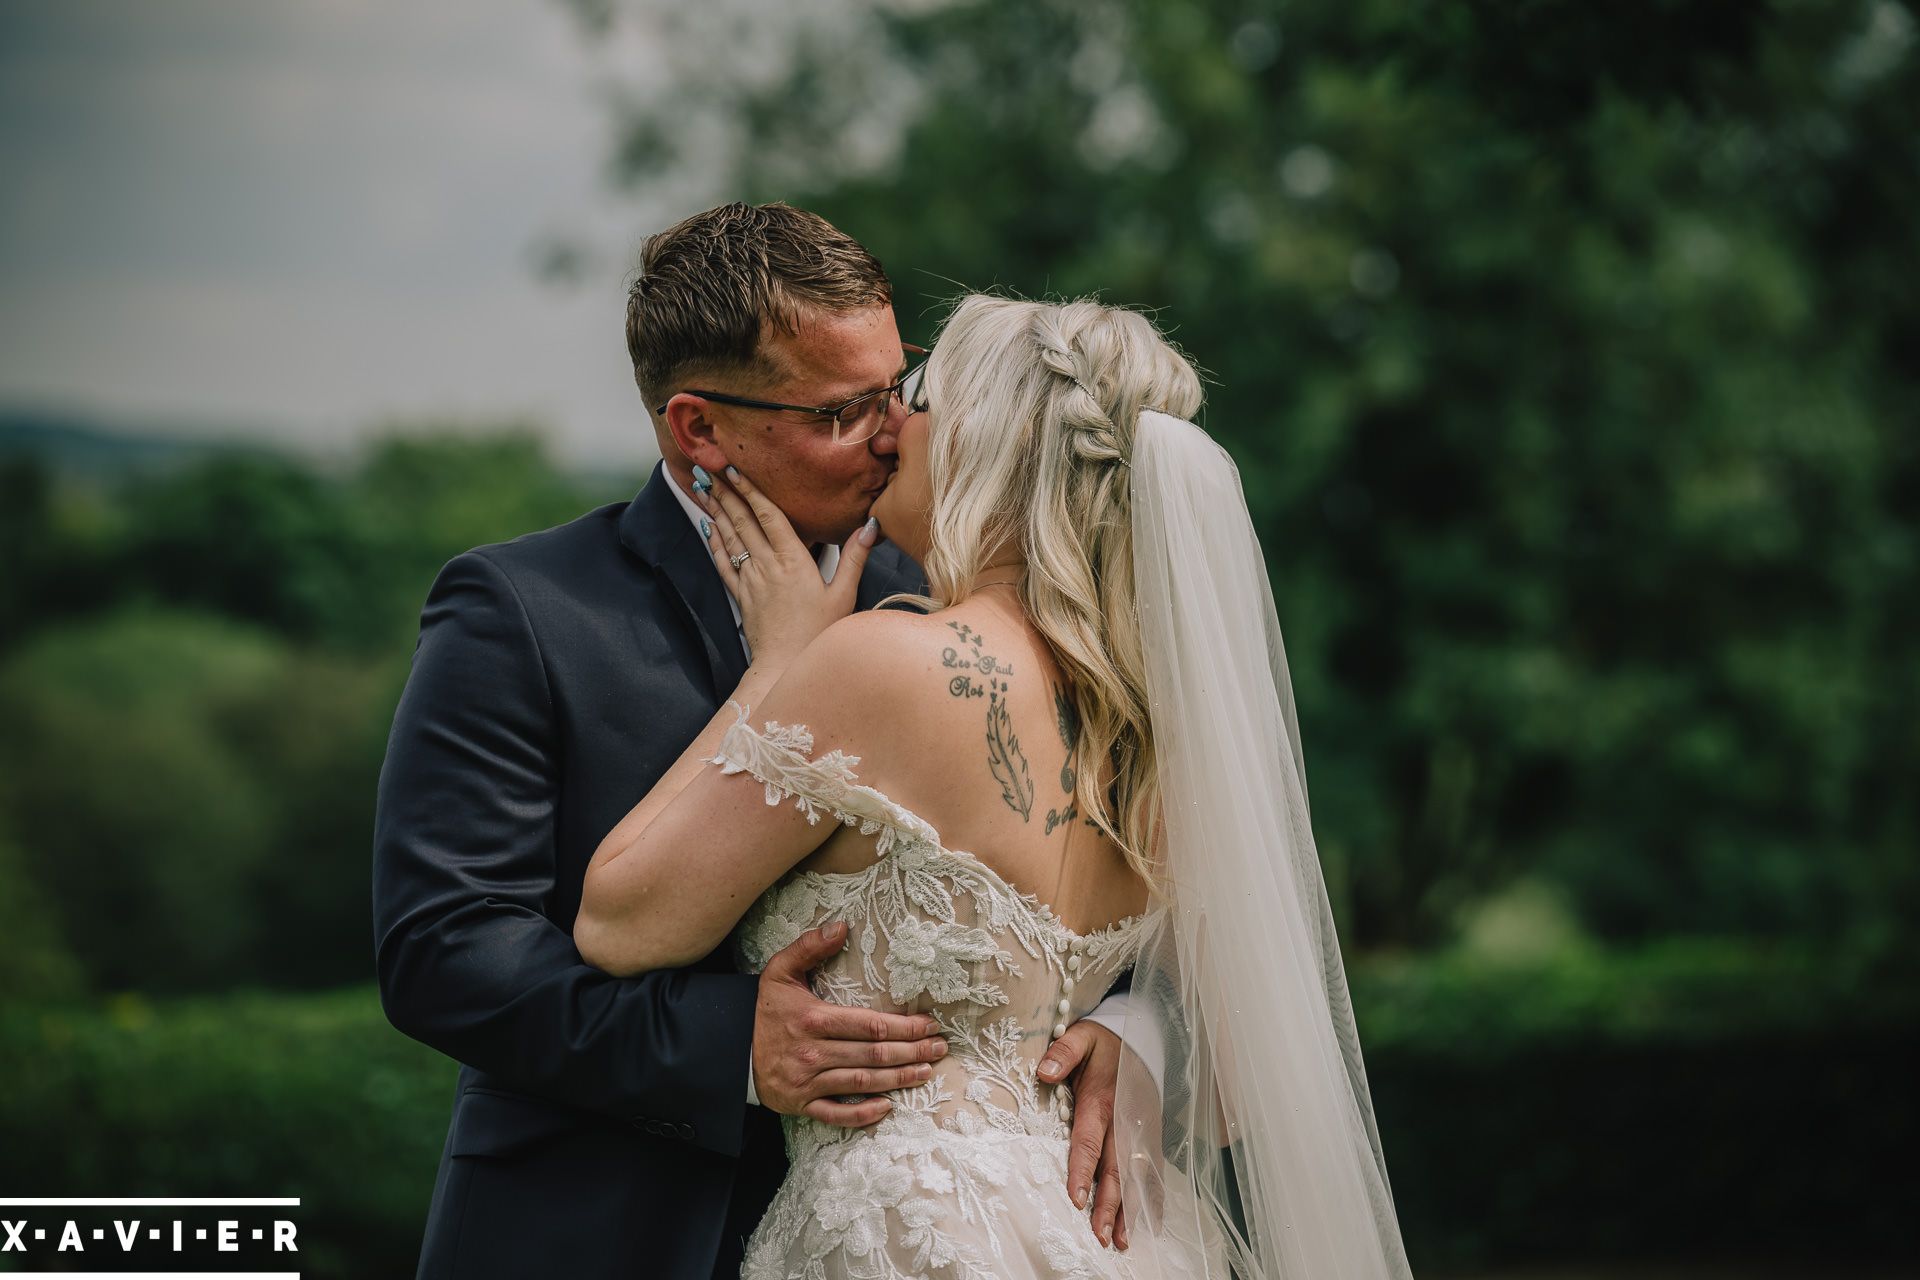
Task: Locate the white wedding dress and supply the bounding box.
[715,408,1412,1280]
[712,705,1166,1280]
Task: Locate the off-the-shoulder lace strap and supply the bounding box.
[706,701,940,849]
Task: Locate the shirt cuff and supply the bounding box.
[747,1047,760,1107]
[1082,991,1167,1096]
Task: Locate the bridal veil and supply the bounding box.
[1111,409,1414,1279]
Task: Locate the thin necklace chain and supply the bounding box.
[968,575,1029,637]
[971,568,1024,592]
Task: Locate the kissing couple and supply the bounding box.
[373,201,1413,1279]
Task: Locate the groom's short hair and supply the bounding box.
[626,202,892,410]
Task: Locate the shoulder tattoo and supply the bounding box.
[1044,681,1079,834]
[944,621,1034,821]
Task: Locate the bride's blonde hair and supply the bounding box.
[885,294,1204,885]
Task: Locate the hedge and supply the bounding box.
[0,988,453,1278]
[2,943,1912,1276]
[1353,940,1918,1271]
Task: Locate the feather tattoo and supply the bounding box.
[946,621,1034,821]
[987,696,1034,820]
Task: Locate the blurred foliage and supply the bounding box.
[0,826,86,999]
[0,609,286,992]
[2,948,1910,1275]
[1363,967,1917,1271]
[0,431,643,994]
[1367,930,1914,1054]
[0,988,455,1279]
[2,426,616,656]
[573,0,1920,962]
[2,4,1915,1265]
[0,608,399,992]
[2,0,1914,1006]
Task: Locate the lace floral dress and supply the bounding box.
[711,706,1155,1280]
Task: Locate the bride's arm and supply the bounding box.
[575,463,889,975]
[575,610,903,976]
[582,655,788,899]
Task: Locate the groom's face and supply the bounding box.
[693,304,907,545]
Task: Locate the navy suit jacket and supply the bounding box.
[372,465,927,1279]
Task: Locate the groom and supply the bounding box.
[373,202,1133,1280]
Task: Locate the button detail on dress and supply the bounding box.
[720,709,1156,1271]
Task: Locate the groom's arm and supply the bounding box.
[1038,970,1158,1253]
[372,549,758,1160]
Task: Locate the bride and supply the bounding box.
[574,295,1414,1279]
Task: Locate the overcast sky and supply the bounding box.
[0,0,681,469]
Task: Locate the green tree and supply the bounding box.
[570,0,1920,960]
[113,454,367,645]
[0,826,86,999]
[342,428,624,651]
[0,455,121,648]
[0,610,285,991]
[0,610,407,992]
[0,432,645,993]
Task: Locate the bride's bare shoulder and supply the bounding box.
[784,606,972,703]
[765,603,1022,756]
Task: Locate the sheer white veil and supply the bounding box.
[1111,408,1414,1279]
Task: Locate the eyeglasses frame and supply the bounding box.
[654,342,930,445]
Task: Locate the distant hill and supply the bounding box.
[0,411,298,485]
[0,409,649,498]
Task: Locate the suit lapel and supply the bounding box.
[856,543,925,612]
[619,464,932,698]
[618,466,749,696]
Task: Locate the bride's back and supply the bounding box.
[724,590,1159,1279]
[791,592,1149,938]
[730,292,1210,1277]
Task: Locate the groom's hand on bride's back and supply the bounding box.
[1040,1021,1131,1250]
[754,921,949,1127]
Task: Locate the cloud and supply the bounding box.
[0,0,665,466]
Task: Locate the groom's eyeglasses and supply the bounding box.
[654,343,929,446]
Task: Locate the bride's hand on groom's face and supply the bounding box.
[753,921,950,1128]
[694,464,880,669]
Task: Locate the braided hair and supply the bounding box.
[880,295,1205,883]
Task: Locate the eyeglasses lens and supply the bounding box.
[901,363,928,415]
[830,352,928,445]
[834,392,887,446]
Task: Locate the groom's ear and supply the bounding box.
[661,394,728,473]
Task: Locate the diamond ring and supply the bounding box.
[730,551,751,569]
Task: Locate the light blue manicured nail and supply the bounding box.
[699,517,711,539]
[691,464,713,492]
